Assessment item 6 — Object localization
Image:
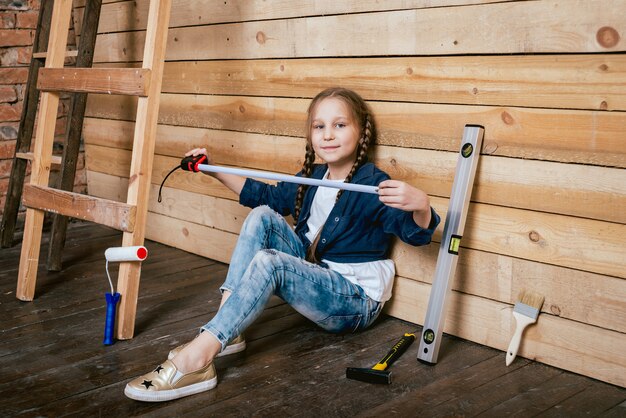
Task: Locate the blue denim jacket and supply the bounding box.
[239,162,440,263]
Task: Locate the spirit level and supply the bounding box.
[417,124,484,364]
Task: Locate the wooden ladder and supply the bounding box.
[15,0,172,340]
[1,0,102,273]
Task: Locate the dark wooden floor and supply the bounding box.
[1,222,624,417]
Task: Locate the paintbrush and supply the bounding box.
[505,289,545,366]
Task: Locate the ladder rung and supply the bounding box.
[16,152,62,165]
[23,185,136,232]
[32,50,79,60]
[37,68,151,96]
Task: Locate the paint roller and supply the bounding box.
[103,246,148,345]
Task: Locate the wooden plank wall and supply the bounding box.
[74,0,626,387]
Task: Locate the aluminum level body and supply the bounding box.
[417,125,484,364]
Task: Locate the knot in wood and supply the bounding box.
[482,141,498,154]
[599,101,608,110]
[406,67,413,75]
[239,105,246,113]
[256,31,266,44]
[528,230,541,243]
[550,305,561,316]
[182,227,189,237]
[596,27,620,48]
[501,111,514,125]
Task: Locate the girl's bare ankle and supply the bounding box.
[171,345,210,373]
[171,332,221,373]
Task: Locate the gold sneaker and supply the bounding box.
[168,335,246,360]
[124,359,217,402]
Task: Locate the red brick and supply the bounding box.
[0,67,27,84]
[0,85,16,103]
[28,0,39,11]
[15,10,36,28]
[16,44,29,63]
[0,102,21,121]
[0,139,15,158]
[0,12,15,28]
[0,28,33,47]
[0,171,9,192]
[0,157,13,179]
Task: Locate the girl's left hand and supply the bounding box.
[378,180,432,228]
[378,180,430,212]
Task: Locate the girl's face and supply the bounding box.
[310,97,360,179]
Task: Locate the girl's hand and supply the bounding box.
[378,180,432,229]
[185,147,246,196]
[185,148,213,164]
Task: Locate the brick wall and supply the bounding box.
[0,0,87,224]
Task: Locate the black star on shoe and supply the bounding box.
[141,380,154,389]
[154,365,164,374]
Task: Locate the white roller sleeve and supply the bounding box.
[104,246,148,262]
[196,164,379,195]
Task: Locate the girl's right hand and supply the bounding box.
[185,147,246,196]
[185,148,213,165]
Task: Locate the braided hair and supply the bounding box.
[293,87,377,226]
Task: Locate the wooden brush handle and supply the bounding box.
[505,311,535,366]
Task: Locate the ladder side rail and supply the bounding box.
[115,0,173,339]
[0,0,54,248]
[17,0,75,301]
[47,0,103,271]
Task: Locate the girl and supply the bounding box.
[125,87,440,402]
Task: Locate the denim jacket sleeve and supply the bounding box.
[378,204,440,246]
[238,177,299,217]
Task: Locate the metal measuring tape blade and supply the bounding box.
[417,124,484,364]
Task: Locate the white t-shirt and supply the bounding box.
[305,171,396,303]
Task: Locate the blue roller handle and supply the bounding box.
[104,292,121,345]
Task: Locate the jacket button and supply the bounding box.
[334,217,339,222]
[321,238,326,243]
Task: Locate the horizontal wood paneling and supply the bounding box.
[160,56,626,111]
[390,241,626,335]
[98,54,626,111]
[83,118,626,224]
[76,0,514,34]
[85,95,626,168]
[88,170,626,335]
[84,144,626,279]
[91,0,626,62]
[385,276,626,388]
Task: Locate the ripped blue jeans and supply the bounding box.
[201,206,383,350]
